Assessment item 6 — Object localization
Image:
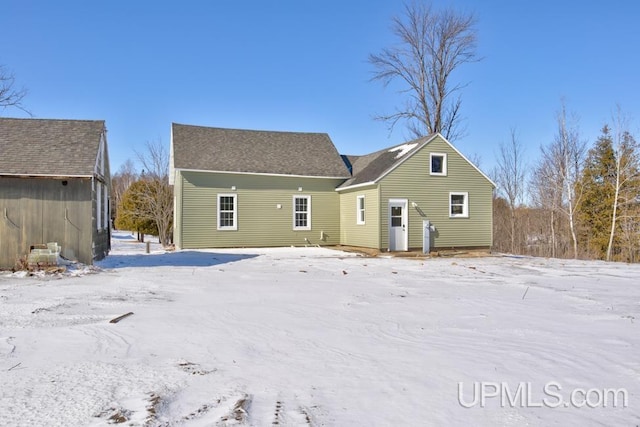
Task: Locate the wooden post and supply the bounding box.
[146,241,150,254]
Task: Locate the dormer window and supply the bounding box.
[430,153,447,176]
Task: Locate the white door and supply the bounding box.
[389,199,408,251]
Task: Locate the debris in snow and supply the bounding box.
[388,142,418,159]
[522,286,530,300]
[342,270,348,275]
[109,312,134,324]
[220,394,251,423]
[178,361,215,376]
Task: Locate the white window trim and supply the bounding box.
[217,193,238,231]
[449,192,469,218]
[430,152,447,176]
[96,182,102,230]
[103,184,109,230]
[293,195,311,231]
[356,195,366,225]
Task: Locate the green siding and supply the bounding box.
[177,171,342,248]
[379,135,493,250]
[339,186,380,248]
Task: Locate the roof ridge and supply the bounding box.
[172,122,329,137]
[341,133,436,158]
[0,117,104,123]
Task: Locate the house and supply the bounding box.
[337,134,495,251]
[170,123,350,249]
[170,123,495,252]
[0,118,111,268]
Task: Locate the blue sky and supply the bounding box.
[2,1,639,174]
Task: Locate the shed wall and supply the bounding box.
[0,177,94,268]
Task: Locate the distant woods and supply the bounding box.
[493,103,640,263]
[112,140,173,247]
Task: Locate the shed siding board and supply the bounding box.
[339,186,381,248]
[0,177,94,268]
[179,171,342,248]
[379,135,493,250]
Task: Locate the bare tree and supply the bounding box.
[606,106,640,261]
[0,65,30,115]
[369,2,479,141]
[550,102,586,259]
[128,139,174,246]
[529,102,586,259]
[530,153,564,258]
[493,128,527,253]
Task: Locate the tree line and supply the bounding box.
[111,140,173,247]
[493,104,640,262]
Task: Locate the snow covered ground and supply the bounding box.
[1,231,638,426]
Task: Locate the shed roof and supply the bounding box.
[0,118,105,176]
[171,123,351,178]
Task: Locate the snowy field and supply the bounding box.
[1,231,639,426]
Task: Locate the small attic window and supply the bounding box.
[430,153,447,176]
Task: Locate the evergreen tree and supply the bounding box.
[115,180,159,240]
[578,127,617,258]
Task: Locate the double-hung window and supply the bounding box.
[449,192,469,218]
[293,195,311,230]
[356,195,365,225]
[217,194,237,230]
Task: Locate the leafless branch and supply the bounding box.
[0,65,31,116]
[369,2,479,141]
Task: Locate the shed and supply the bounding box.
[0,118,111,268]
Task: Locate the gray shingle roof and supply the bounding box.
[0,118,105,176]
[172,123,351,178]
[338,134,435,188]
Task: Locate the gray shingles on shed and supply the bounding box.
[0,118,105,176]
[172,123,351,178]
